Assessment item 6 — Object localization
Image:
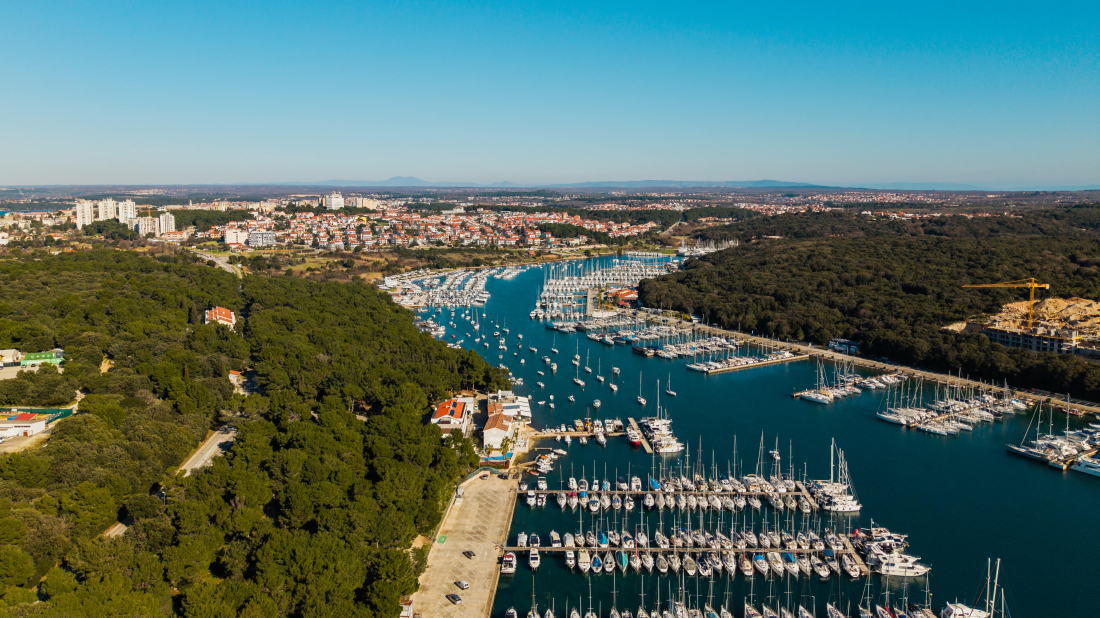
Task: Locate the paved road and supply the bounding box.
[179,426,238,476]
[103,426,238,538]
[413,475,516,618]
[190,249,241,278]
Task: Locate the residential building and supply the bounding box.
[204,306,236,330]
[430,397,475,437]
[980,325,1080,354]
[97,198,117,221]
[248,230,277,247]
[75,201,96,229]
[481,412,513,452]
[158,213,176,236]
[117,199,137,221]
[323,192,345,210]
[224,228,249,245]
[133,216,158,237]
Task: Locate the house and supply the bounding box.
[204,307,236,330]
[0,349,22,364]
[430,397,475,437]
[482,412,513,452]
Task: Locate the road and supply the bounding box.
[189,249,241,278]
[413,474,516,618]
[179,426,238,476]
[103,425,238,538]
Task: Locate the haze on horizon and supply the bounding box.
[2,1,1097,189]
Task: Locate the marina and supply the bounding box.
[413,256,1097,618]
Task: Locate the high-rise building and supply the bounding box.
[97,198,117,221]
[117,199,137,221]
[134,217,158,237]
[323,192,344,210]
[158,213,176,236]
[74,201,96,229]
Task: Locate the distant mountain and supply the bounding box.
[858,182,990,191]
[540,179,828,189]
[859,182,1100,192]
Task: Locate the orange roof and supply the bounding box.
[432,399,466,421]
[484,413,510,432]
[12,413,36,421]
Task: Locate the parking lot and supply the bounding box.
[413,474,516,618]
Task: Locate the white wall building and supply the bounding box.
[97,198,117,221]
[134,216,158,237]
[323,192,345,210]
[158,213,176,236]
[224,228,249,245]
[116,199,137,221]
[74,201,96,229]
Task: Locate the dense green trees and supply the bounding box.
[640,208,1100,400]
[0,248,504,617]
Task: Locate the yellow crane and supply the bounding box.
[962,278,1050,330]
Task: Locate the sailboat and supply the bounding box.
[597,360,605,383]
[586,350,592,373]
[637,372,646,405]
[665,373,676,396]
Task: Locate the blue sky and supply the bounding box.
[2,1,1097,187]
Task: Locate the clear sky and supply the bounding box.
[2,1,1097,188]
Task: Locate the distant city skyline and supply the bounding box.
[2,1,1096,187]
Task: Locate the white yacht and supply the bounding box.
[1071,455,1100,477]
[873,553,930,577]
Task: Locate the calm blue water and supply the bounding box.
[430,258,1098,617]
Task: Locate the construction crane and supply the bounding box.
[962,278,1050,330]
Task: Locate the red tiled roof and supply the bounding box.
[432,399,466,421]
[13,413,36,421]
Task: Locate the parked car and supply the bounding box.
[447,594,462,605]
[455,580,470,590]
[462,550,476,559]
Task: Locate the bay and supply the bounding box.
[429,257,1097,617]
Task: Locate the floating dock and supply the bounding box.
[701,353,809,374]
[627,417,653,454]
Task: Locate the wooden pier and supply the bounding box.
[627,417,653,454]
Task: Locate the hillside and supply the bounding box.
[0,249,507,617]
[640,217,1100,400]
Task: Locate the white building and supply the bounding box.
[97,198,117,221]
[224,228,249,245]
[430,397,475,437]
[74,201,96,229]
[0,413,47,438]
[323,192,345,210]
[481,412,513,452]
[488,390,532,419]
[158,213,176,236]
[133,216,158,237]
[117,199,137,221]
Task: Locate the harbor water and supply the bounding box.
[427,257,1098,617]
